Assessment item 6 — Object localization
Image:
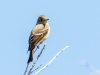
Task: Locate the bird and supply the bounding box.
[27,15,50,64]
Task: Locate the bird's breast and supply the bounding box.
[38,25,50,44]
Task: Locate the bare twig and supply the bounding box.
[24,63,29,75]
[37,44,46,60]
[33,46,70,75]
[34,44,40,53]
[31,64,42,73]
[28,44,46,75]
[24,44,44,75]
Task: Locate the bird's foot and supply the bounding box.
[37,45,39,49]
[40,42,42,44]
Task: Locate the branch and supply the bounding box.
[31,64,42,73]
[33,46,70,75]
[28,44,46,75]
[24,63,29,75]
[34,44,40,53]
[24,44,45,75]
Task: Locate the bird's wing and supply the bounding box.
[28,24,49,51]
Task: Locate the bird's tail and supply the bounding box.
[27,50,34,64]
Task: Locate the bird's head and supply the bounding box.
[37,15,49,24]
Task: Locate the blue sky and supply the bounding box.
[0,0,100,75]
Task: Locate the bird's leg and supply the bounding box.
[40,42,42,44]
[37,42,43,49]
[37,45,40,49]
[34,44,40,53]
[37,43,41,49]
[35,43,42,53]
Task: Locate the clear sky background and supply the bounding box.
[0,0,100,75]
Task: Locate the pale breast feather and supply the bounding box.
[30,23,50,45]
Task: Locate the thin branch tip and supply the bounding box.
[33,46,70,75]
[44,43,46,45]
[65,46,70,48]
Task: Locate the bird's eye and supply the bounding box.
[41,18,43,21]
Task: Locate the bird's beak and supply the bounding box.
[44,19,49,21]
[47,19,49,20]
